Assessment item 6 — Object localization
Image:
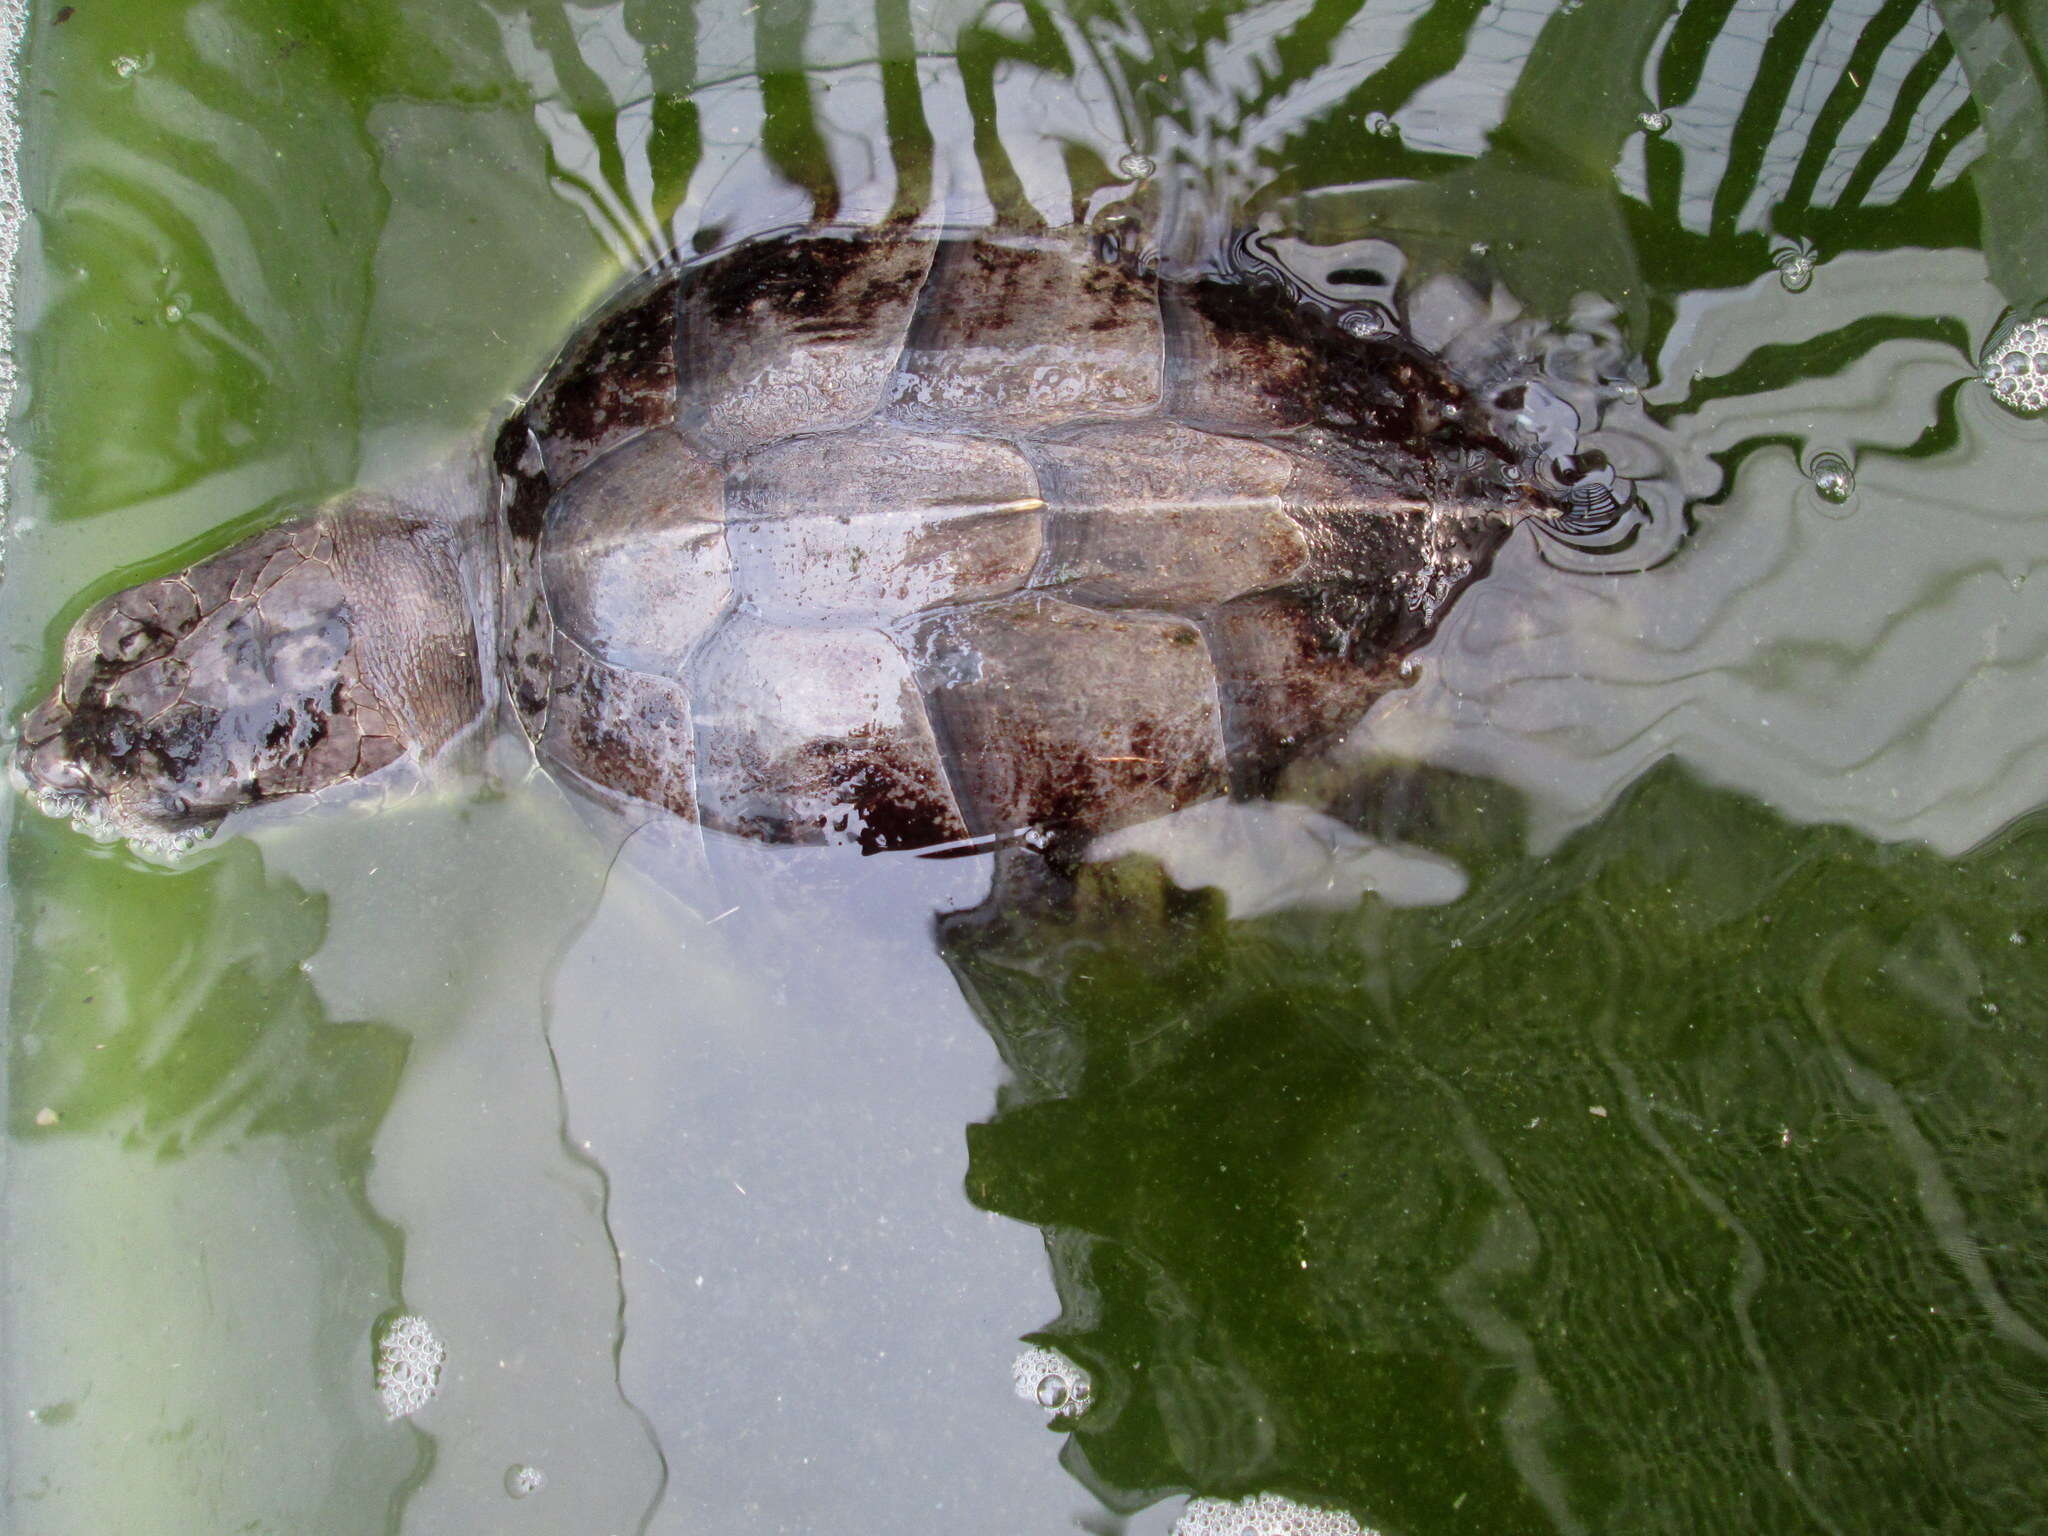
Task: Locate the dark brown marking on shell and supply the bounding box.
[687,616,969,853]
[911,596,1226,844]
[492,417,559,734]
[677,234,939,459]
[888,231,1163,432]
[704,725,969,855]
[927,240,1036,345]
[1180,277,1528,496]
[830,729,973,855]
[542,643,698,820]
[1289,503,1514,654]
[690,232,930,336]
[1204,505,1516,795]
[528,273,681,482]
[1161,277,1320,433]
[494,412,553,544]
[505,602,555,730]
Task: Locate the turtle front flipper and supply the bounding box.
[13,496,489,853]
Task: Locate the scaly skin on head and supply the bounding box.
[13,501,487,855]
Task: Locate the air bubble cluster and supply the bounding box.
[1638,110,1670,133]
[19,779,209,860]
[1173,1491,1379,1536]
[1982,316,2048,415]
[376,1313,446,1420]
[1011,1346,1093,1419]
[1807,450,1854,505]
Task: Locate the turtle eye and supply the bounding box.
[96,616,140,662]
[96,612,168,665]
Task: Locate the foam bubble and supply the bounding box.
[1173,1491,1378,1535]
[504,1464,548,1499]
[16,780,211,861]
[1981,315,2048,416]
[1011,1346,1093,1420]
[1117,152,1157,180]
[375,1313,446,1420]
[1638,110,1670,133]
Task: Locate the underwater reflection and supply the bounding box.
[948,762,2048,1533]
[495,0,1995,282]
[3,816,417,1532]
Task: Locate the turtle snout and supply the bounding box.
[17,737,93,799]
[11,689,221,850]
[12,698,93,801]
[13,688,166,808]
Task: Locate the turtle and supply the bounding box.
[12,222,1553,861]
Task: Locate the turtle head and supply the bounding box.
[14,508,485,854]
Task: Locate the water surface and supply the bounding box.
[4,0,2046,1532]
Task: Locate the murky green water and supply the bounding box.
[4,0,2046,1531]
